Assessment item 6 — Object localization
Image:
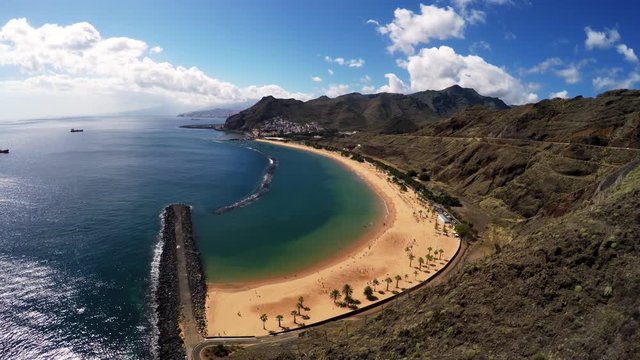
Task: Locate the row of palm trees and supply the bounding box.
[261,254,450,330]
[329,283,355,305]
[407,246,445,272]
[259,296,308,330]
[258,246,448,330]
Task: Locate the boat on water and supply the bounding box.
[0,149,9,153]
[70,129,84,133]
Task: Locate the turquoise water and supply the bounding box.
[0,116,379,358]
[199,142,380,283]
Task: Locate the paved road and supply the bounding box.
[173,205,203,359]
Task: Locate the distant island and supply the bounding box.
[177,108,241,118]
[178,124,223,130]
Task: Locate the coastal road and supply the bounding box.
[173,205,203,359]
[401,134,640,152]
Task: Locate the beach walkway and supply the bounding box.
[172,205,203,358]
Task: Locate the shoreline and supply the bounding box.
[205,139,461,336]
[207,142,392,290]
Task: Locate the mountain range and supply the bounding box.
[224,85,509,134]
[178,108,241,118]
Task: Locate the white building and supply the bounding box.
[437,212,451,224]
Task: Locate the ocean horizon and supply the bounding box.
[0,116,380,358]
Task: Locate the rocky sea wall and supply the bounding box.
[213,151,277,214]
[180,205,208,335]
[155,205,186,359]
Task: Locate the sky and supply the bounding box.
[0,0,638,120]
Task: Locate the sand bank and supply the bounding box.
[205,140,460,336]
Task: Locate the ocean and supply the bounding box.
[0,116,379,358]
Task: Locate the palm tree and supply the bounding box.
[290,310,298,324]
[418,257,424,270]
[259,313,268,330]
[372,279,380,291]
[443,227,449,236]
[330,289,341,304]
[296,302,303,315]
[408,253,415,268]
[342,284,353,300]
[427,246,433,257]
[395,274,402,288]
[276,314,283,328]
[438,249,444,260]
[363,286,374,300]
[434,222,439,231]
[427,254,434,267]
[297,296,305,313]
[413,270,419,280]
[384,277,393,291]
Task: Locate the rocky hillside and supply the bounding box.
[229,89,640,359]
[418,89,640,148]
[224,85,508,133]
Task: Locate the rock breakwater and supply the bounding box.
[155,205,186,359]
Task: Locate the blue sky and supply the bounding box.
[0,0,638,119]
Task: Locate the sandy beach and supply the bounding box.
[205,140,461,336]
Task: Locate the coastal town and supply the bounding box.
[250,116,324,137]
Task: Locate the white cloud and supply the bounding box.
[348,59,365,68]
[522,57,563,75]
[324,55,365,68]
[584,26,620,50]
[378,73,408,93]
[469,40,491,54]
[504,31,517,40]
[616,44,638,63]
[465,9,486,25]
[366,19,380,26]
[403,45,537,104]
[377,4,465,55]
[324,84,351,98]
[548,90,568,99]
[311,76,323,82]
[451,0,513,25]
[555,66,581,84]
[360,75,372,83]
[327,68,334,75]
[0,18,309,119]
[593,71,640,90]
[361,85,375,93]
[584,26,637,64]
[149,46,163,54]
